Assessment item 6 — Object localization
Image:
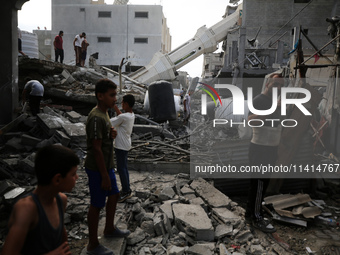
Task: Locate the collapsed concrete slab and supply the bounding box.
[190,178,231,208]
[172,204,214,241]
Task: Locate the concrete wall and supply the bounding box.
[203,53,224,78]
[33,29,52,61]
[51,1,171,68]
[243,0,336,56]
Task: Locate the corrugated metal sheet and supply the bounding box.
[21,31,39,59]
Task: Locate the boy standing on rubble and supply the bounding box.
[2,145,79,255]
[111,94,135,202]
[85,79,130,255]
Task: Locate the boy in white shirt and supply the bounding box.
[111,94,135,202]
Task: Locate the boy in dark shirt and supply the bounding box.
[85,79,130,255]
[2,145,79,255]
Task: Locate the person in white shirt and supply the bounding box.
[73,32,85,67]
[110,94,135,202]
[22,77,44,116]
[183,91,191,124]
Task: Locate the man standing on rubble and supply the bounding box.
[54,30,64,63]
[246,73,284,233]
[73,32,85,67]
[22,77,44,116]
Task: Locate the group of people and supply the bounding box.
[3,79,135,255]
[3,73,284,254]
[53,31,89,67]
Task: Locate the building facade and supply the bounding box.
[33,29,52,61]
[51,0,171,70]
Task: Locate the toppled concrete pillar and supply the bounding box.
[173,204,214,241]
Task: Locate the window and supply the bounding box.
[44,39,51,46]
[134,38,148,44]
[294,0,310,3]
[135,12,148,18]
[80,8,85,12]
[98,37,111,43]
[98,11,111,18]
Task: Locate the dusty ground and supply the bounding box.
[65,169,340,255]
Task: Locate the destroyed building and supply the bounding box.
[1,0,340,254]
[50,0,171,71]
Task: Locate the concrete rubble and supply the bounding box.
[0,58,339,254]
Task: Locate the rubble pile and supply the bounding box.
[18,58,145,107]
[122,177,260,255]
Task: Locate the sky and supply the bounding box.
[18,0,238,78]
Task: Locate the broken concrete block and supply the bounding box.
[215,224,233,239]
[37,113,70,136]
[167,245,186,255]
[180,185,195,195]
[173,204,214,241]
[184,193,197,200]
[0,180,18,196]
[249,244,264,254]
[2,157,20,168]
[0,160,15,179]
[4,187,25,200]
[140,220,155,236]
[190,178,231,208]
[126,197,138,204]
[186,244,214,255]
[159,186,175,201]
[62,123,86,148]
[65,111,81,123]
[21,134,42,147]
[19,155,35,174]
[219,243,232,255]
[189,197,205,206]
[61,69,76,84]
[132,202,142,213]
[211,208,241,225]
[235,230,253,244]
[160,200,178,222]
[50,130,70,147]
[135,189,151,199]
[127,227,146,245]
[6,137,25,151]
[153,212,172,236]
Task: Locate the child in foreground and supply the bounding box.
[2,144,79,255]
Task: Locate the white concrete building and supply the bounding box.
[52,0,171,70]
